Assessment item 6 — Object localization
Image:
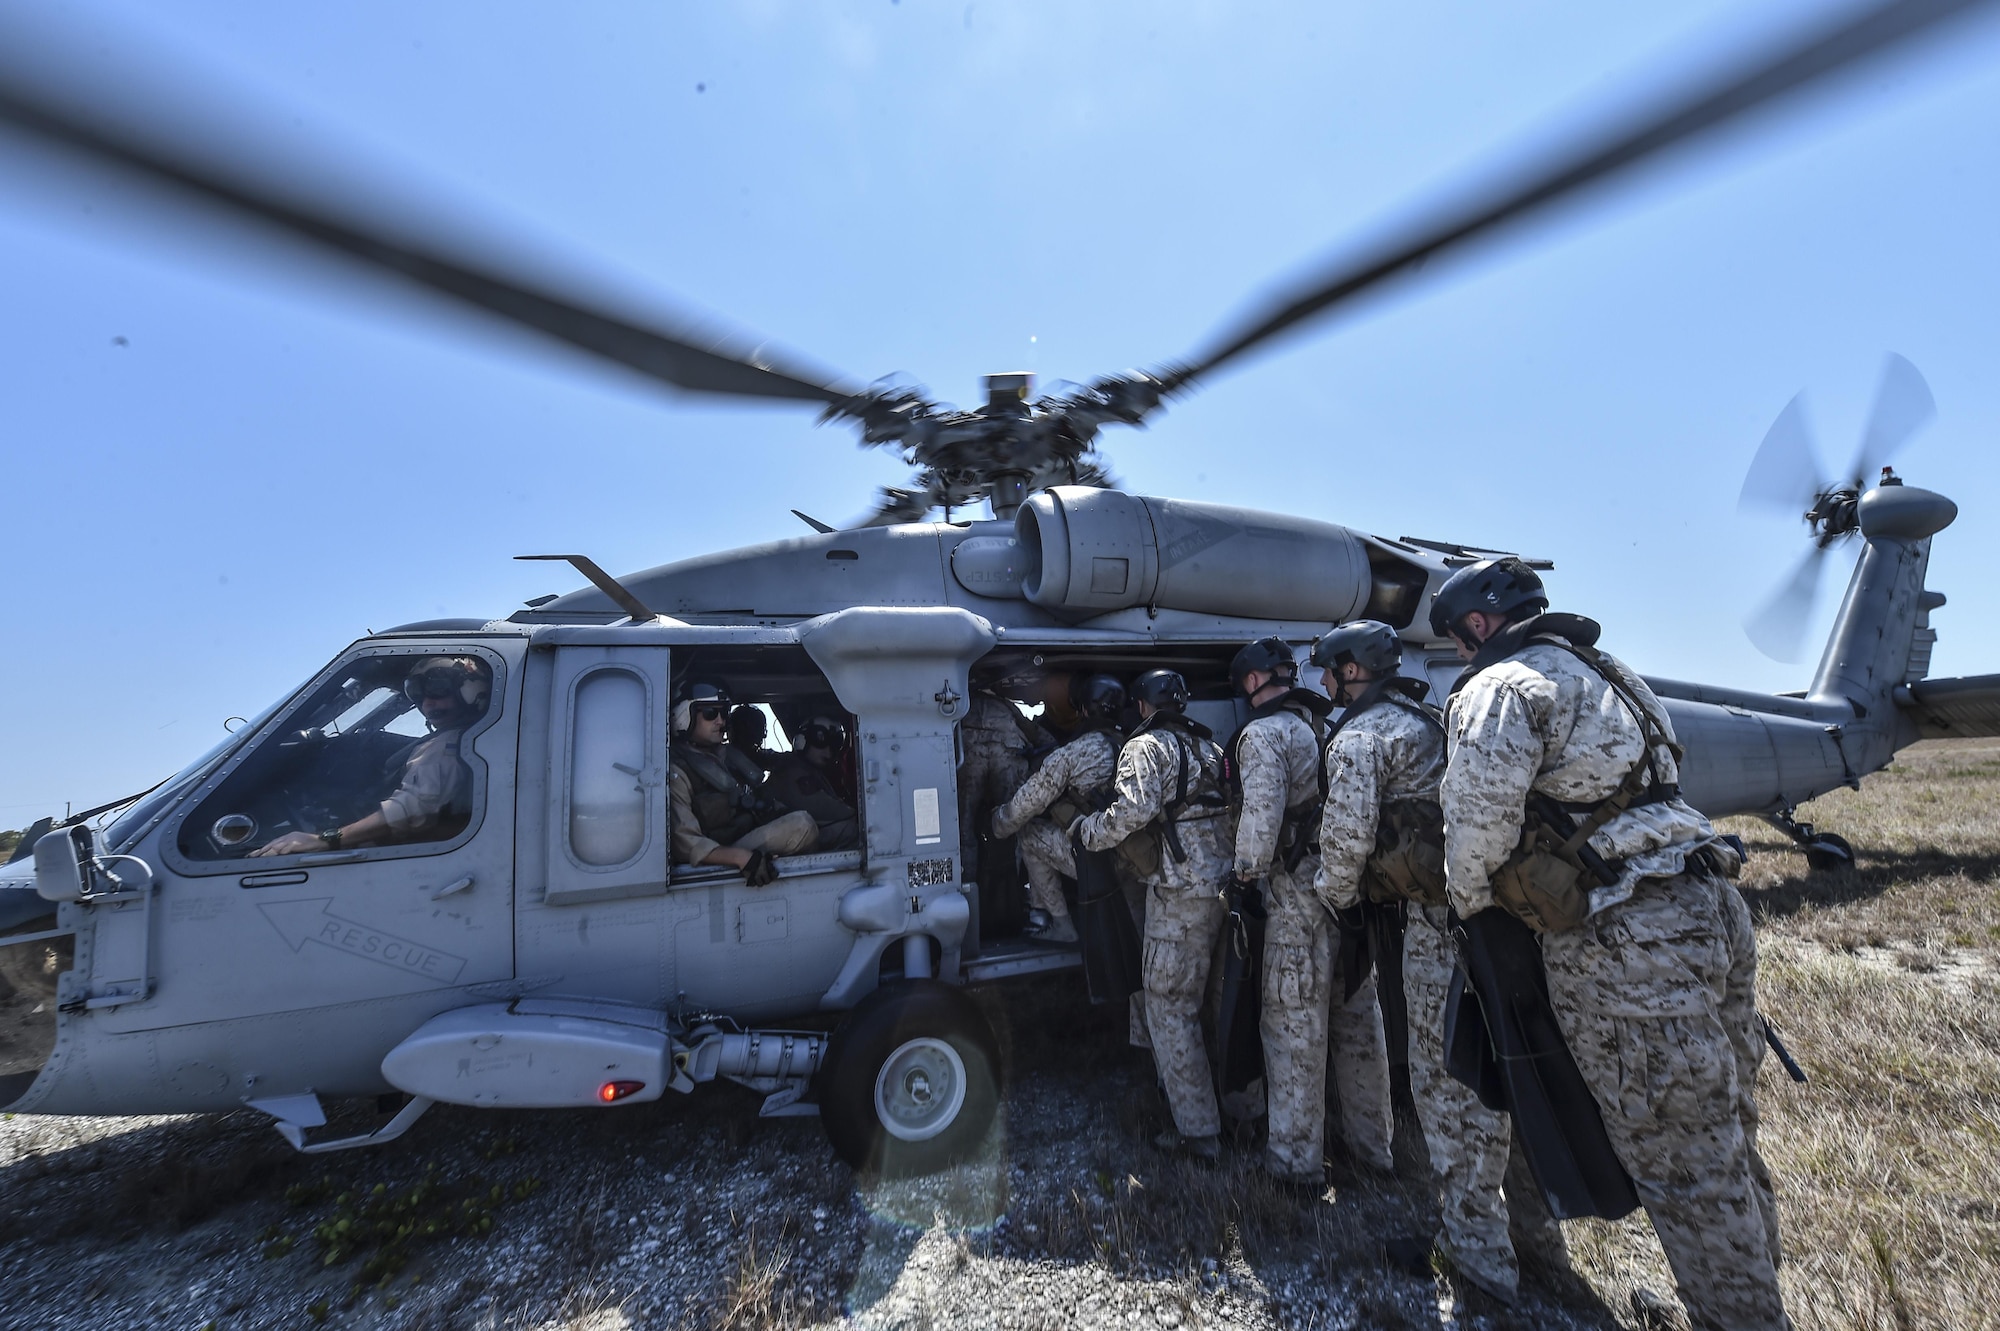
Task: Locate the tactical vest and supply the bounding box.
[1325,676,1449,906]
[1458,617,1684,932]
[1224,692,1328,875]
[1114,713,1227,879]
[1043,724,1124,831]
[672,740,769,844]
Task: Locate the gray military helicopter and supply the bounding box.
[2,0,1997,1175]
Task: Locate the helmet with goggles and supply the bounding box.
[403,656,491,713]
[800,714,849,751]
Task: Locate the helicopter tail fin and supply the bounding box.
[1807,483,1958,765]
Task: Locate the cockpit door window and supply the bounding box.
[164,645,505,875]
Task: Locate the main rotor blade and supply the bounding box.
[1845,352,1935,484]
[0,12,854,405]
[1172,0,1998,389]
[1738,393,1826,516]
[1744,545,1831,663]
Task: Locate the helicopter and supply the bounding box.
[2,0,1999,1176]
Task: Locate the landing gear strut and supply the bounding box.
[1763,808,1855,874]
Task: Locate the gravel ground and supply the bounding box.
[0,975,1630,1331]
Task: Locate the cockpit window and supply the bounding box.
[176,652,496,862]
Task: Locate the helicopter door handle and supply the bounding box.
[429,875,474,901]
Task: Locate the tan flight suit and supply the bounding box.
[990,728,1120,925]
[669,742,819,867]
[379,728,473,841]
[1444,622,1786,1331]
[1234,696,1392,1180]
[1079,716,1233,1140]
[1316,690,1559,1299]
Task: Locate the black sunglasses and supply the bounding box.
[692,704,728,722]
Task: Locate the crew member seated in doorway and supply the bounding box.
[670,683,818,886]
[765,714,861,851]
[727,704,779,774]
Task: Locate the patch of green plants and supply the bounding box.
[261,1159,544,1297]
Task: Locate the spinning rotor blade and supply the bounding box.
[1844,351,1935,485]
[0,11,854,405]
[1738,394,1826,515]
[1169,0,1997,391]
[1744,545,1832,663]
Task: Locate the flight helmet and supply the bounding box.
[801,714,849,752]
[672,681,732,733]
[404,656,491,715]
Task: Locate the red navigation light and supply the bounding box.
[598,1080,644,1103]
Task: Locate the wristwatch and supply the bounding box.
[318,828,343,850]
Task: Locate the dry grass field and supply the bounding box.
[1567,738,2000,1331]
[0,740,1993,1330]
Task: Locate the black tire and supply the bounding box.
[1804,832,1855,874]
[814,978,1000,1176]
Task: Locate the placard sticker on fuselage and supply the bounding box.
[913,787,941,845]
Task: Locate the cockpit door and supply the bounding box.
[542,645,671,904]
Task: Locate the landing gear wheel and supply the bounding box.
[815,978,1000,1176]
[1804,832,1854,874]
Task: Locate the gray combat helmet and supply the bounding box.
[1068,673,1127,722]
[1429,557,1548,643]
[1131,669,1190,712]
[1229,636,1297,692]
[1311,620,1402,675]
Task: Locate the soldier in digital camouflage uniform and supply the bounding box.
[1311,620,1563,1303]
[1434,558,1786,1331]
[1079,668,1233,1159]
[957,689,1042,891]
[989,675,1127,944]
[1227,637,1392,1183]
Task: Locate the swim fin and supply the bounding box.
[1071,831,1143,1005]
[1447,907,1639,1221]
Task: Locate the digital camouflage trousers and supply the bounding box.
[1261,867,1394,1179]
[1542,868,1787,1331]
[1405,904,1566,1299]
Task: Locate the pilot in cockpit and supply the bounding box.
[252,656,490,856]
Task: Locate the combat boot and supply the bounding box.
[1152,1128,1221,1162]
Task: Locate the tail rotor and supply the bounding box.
[1738,355,1934,662]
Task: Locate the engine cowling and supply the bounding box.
[1014,487,1373,622]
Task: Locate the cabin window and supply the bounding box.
[568,668,650,867]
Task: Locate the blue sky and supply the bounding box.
[2,0,1998,822]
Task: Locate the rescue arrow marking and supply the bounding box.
[258,898,468,984]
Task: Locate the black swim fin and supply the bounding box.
[1071,832,1143,1005]
[1449,907,1639,1221]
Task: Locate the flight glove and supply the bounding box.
[743,848,781,887]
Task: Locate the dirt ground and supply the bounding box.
[1,739,1994,1331]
